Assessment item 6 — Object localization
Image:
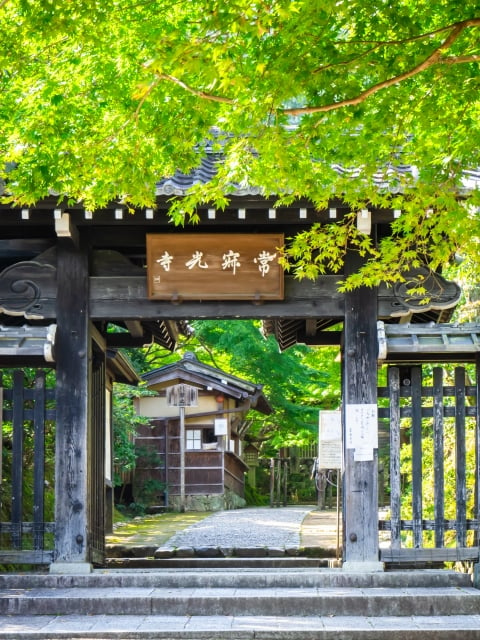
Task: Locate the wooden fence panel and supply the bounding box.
[0,369,55,564]
[33,371,46,550]
[388,367,401,550]
[11,370,24,549]
[89,349,106,565]
[455,367,467,547]
[433,367,445,547]
[379,364,479,565]
[411,366,423,549]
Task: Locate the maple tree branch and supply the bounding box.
[154,18,479,116]
[312,17,480,75]
[156,73,235,105]
[440,54,480,64]
[334,18,479,48]
[134,79,162,118]
[285,20,479,116]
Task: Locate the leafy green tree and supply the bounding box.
[185,320,341,452]
[112,384,148,488]
[0,2,478,285]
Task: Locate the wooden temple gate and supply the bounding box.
[0,168,471,571]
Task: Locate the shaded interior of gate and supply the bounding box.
[0,194,477,569]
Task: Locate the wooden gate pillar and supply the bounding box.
[50,239,93,574]
[342,249,383,571]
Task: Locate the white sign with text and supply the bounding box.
[318,410,342,469]
[345,403,378,461]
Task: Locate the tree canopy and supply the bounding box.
[0,1,479,285]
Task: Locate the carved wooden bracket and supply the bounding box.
[391,267,461,316]
[0,260,57,319]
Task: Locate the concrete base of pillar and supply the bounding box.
[342,561,384,573]
[49,562,93,575]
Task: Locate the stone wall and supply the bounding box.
[170,489,246,512]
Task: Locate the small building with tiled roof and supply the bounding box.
[133,352,271,511]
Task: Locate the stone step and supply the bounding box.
[0,570,478,638]
[1,584,479,617]
[105,556,335,569]
[0,613,480,639]
[0,568,471,589]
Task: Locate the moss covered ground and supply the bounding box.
[106,511,210,547]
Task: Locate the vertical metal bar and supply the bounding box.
[411,366,423,549]
[455,367,467,548]
[12,370,24,549]
[388,367,401,550]
[433,368,444,548]
[33,371,46,551]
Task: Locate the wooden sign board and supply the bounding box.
[147,234,284,301]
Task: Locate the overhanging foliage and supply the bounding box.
[0,1,479,285]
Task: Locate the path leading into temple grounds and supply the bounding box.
[108,506,341,554]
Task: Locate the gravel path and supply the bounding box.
[162,506,314,549]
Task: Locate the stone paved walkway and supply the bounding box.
[161,506,340,550]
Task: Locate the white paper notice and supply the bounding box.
[318,410,342,469]
[345,404,378,461]
[214,418,228,436]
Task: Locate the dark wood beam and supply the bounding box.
[0,198,400,231]
[106,332,153,348]
[89,275,345,320]
[296,330,342,346]
[124,321,144,337]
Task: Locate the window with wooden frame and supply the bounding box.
[186,428,203,450]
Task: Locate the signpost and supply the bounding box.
[318,410,342,561]
[166,384,198,511]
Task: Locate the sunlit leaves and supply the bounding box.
[0,1,479,284]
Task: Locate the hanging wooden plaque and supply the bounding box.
[147,234,284,301]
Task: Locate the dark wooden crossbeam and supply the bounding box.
[89,274,345,319]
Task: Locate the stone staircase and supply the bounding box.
[0,567,480,638]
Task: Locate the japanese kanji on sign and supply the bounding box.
[146,234,284,300]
